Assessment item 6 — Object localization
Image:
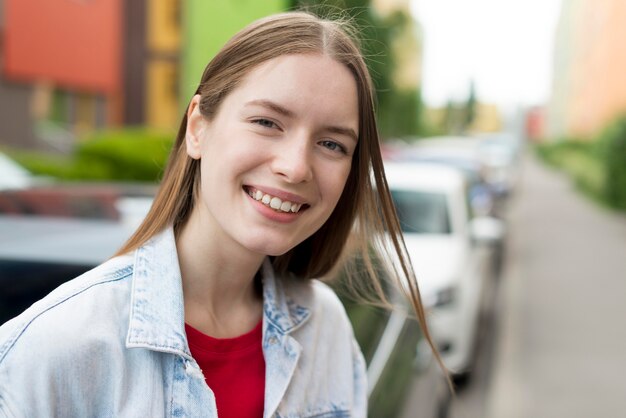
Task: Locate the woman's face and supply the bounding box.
[185,53,359,257]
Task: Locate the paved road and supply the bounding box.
[483,152,626,418]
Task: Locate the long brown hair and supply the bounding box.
[115,11,448,383]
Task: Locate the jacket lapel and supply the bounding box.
[261,259,310,417]
[125,228,191,359]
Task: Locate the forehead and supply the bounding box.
[226,53,359,128]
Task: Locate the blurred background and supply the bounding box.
[1,0,625,417]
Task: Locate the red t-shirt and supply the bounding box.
[185,320,265,418]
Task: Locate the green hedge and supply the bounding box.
[536,114,626,212]
[535,139,605,203]
[7,128,175,182]
[598,115,626,210]
[77,129,175,181]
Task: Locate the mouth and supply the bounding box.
[244,186,309,214]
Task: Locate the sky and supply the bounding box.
[410,0,563,107]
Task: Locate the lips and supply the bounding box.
[244,186,308,213]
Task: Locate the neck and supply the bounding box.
[175,209,265,338]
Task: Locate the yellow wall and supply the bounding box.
[425,102,501,134]
[147,0,181,52]
[146,0,181,130]
[146,61,180,130]
[469,103,502,133]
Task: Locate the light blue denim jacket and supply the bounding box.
[0,228,367,417]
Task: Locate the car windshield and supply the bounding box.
[391,189,450,234]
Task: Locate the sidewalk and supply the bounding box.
[487,152,626,417]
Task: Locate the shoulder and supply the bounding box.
[284,278,351,329]
[0,253,136,414]
[287,278,343,307]
[0,253,135,364]
[280,278,359,354]
[309,279,351,325]
[271,278,368,416]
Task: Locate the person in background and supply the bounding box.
[0,11,443,417]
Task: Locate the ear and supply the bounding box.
[185,94,205,160]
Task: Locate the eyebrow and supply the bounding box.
[245,99,358,143]
[245,99,295,118]
[325,126,358,143]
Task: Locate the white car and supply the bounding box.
[0,152,33,190]
[384,162,503,376]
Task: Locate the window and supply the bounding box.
[390,189,451,234]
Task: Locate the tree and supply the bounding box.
[464,79,477,129]
[289,0,426,139]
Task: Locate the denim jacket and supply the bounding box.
[0,228,367,417]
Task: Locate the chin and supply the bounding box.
[245,233,309,258]
[260,243,298,257]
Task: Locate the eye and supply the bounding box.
[252,118,277,129]
[320,140,348,155]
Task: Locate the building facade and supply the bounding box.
[1,0,122,149]
[181,0,285,105]
[549,0,626,139]
[0,0,285,150]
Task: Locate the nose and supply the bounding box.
[270,136,314,184]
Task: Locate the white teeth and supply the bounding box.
[248,188,303,213]
[270,197,282,210]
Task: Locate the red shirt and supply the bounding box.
[185,321,265,418]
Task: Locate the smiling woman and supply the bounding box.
[0,11,445,418]
[181,53,358,259]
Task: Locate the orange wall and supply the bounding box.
[565,0,626,137]
[4,0,122,94]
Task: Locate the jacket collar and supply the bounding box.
[261,258,310,335]
[125,228,190,356]
[125,227,310,355]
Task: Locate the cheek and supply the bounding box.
[202,136,261,179]
[320,163,352,208]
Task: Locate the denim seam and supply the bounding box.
[277,411,350,418]
[124,340,190,357]
[0,392,17,418]
[306,411,350,418]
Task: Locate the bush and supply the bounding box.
[3,151,75,179]
[535,139,605,202]
[537,115,626,212]
[598,115,626,210]
[77,128,175,181]
[6,128,175,182]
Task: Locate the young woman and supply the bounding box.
[0,12,442,418]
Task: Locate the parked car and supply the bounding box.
[472,132,522,198]
[0,184,450,417]
[338,291,451,417]
[388,138,508,276]
[0,184,155,322]
[384,162,503,377]
[411,135,519,202]
[390,138,498,217]
[0,152,34,190]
